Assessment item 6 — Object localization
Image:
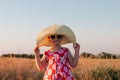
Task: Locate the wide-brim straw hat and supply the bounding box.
[36,24,76,47]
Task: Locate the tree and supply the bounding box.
[80,52,96,58]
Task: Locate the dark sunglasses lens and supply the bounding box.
[50,35,55,39]
[57,35,62,39]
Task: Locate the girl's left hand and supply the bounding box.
[73,43,80,52]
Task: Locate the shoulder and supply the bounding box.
[44,49,51,55]
[61,47,70,53]
[62,47,69,50]
[43,50,50,62]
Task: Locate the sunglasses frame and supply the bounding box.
[49,34,64,39]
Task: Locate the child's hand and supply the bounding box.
[73,43,80,53]
[34,46,40,54]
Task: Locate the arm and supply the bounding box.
[68,43,80,67]
[34,47,48,71]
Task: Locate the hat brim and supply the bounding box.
[36,24,76,47]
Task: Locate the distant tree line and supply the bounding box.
[0,52,120,59]
[80,52,120,59]
[1,53,43,59]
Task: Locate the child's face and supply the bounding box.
[48,34,64,46]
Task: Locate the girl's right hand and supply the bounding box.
[34,46,40,54]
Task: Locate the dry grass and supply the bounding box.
[0,57,43,80]
[0,57,120,80]
[73,58,120,80]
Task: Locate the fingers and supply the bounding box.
[34,46,38,51]
[73,43,80,48]
[73,43,75,47]
[34,46,40,54]
[76,43,80,48]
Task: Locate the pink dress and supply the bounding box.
[43,47,74,80]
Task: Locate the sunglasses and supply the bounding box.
[49,34,63,39]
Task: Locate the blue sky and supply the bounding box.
[0,0,120,55]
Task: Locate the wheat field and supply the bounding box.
[0,57,120,80]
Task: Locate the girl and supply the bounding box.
[34,25,80,80]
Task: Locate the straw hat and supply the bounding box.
[36,24,76,47]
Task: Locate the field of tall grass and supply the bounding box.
[0,57,120,80]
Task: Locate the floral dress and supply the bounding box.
[43,47,74,80]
